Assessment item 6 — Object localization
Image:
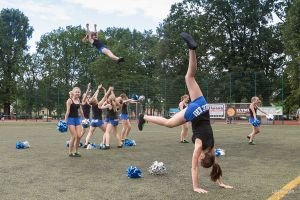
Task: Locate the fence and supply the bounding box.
[1,71,294,121]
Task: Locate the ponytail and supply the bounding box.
[210,163,222,182]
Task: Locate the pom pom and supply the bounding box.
[16,141,30,149]
[148,161,167,175]
[267,114,274,121]
[138,95,145,101]
[81,119,90,128]
[251,119,261,127]
[215,148,225,157]
[131,94,139,101]
[123,139,136,147]
[86,143,97,149]
[127,166,142,178]
[57,120,68,133]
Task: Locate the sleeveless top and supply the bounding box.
[121,103,128,114]
[92,104,102,120]
[249,106,257,118]
[69,99,80,118]
[82,103,91,119]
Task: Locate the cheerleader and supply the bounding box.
[82,24,124,63]
[64,87,84,157]
[119,93,138,141]
[138,33,232,193]
[100,87,123,149]
[179,94,190,143]
[83,84,111,147]
[79,83,91,139]
[247,96,268,145]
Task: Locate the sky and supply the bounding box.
[0,0,182,53]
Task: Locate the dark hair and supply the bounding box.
[120,93,127,99]
[200,150,223,182]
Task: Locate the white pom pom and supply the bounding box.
[148,161,167,175]
[138,95,145,101]
[267,114,274,120]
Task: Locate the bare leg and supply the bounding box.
[113,126,122,146]
[74,126,82,152]
[125,120,131,138]
[104,124,113,146]
[102,48,119,61]
[85,126,96,145]
[249,127,260,142]
[144,109,186,128]
[185,50,203,101]
[79,127,86,139]
[68,125,77,154]
[180,122,189,141]
[120,120,127,140]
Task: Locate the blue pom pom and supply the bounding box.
[215,149,221,157]
[251,119,261,127]
[16,141,30,149]
[16,141,25,149]
[127,166,142,178]
[57,120,68,133]
[123,139,136,147]
[131,94,139,101]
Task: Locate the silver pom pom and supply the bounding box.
[148,161,167,175]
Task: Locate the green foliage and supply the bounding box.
[282,0,300,111]
[0,0,298,117]
[0,8,33,115]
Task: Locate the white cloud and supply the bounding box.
[0,0,71,21]
[65,0,181,21]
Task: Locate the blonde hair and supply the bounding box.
[72,87,81,93]
[251,96,259,103]
[89,97,98,106]
[69,91,73,98]
[181,94,189,101]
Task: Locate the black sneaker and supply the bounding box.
[117,144,123,148]
[117,57,125,63]
[138,114,145,131]
[74,152,81,157]
[102,145,110,150]
[249,141,256,145]
[69,153,75,157]
[180,32,198,50]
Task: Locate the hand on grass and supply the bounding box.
[219,183,233,189]
[193,188,208,194]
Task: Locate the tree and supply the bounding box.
[0,8,33,116]
[282,0,300,112]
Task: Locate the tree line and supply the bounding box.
[0,0,299,118]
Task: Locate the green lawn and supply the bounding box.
[0,122,299,200]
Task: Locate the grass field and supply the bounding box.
[0,121,299,200]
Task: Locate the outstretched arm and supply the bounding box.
[91,84,102,100]
[82,83,91,103]
[257,107,268,115]
[85,23,94,43]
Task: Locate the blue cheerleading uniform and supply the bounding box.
[184,96,214,150]
[67,99,81,126]
[120,103,129,120]
[107,108,119,127]
[249,106,260,127]
[90,104,104,127]
[92,39,106,54]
